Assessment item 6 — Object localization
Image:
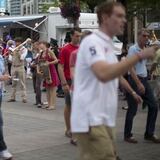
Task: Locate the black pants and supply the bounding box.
[8,63,12,76]
[32,73,42,105]
[124,76,158,138]
[0,93,7,151]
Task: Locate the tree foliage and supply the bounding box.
[127,0,160,21]
[41,0,60,13]
[80,0,104,13]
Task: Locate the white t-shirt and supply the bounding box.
[8,46,14,62]
[71,30,119,133]
[20,46,28,60]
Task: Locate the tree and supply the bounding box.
[41,0,60,13]
[60,0,80,27]
[80,0,104,13]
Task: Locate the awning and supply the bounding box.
[0,15,46,26]
[0,15,48,35]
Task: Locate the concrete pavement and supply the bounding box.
[1,80,160,160]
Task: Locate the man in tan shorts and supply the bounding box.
[71,1,158,160]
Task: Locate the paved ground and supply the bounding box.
[1,80,160,160]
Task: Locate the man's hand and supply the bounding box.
[37,71,43,75]
[137,82,145,95]
[45,62,49,66]
[0,75,11,81]
[43,62,49,67]
[132,92,143,104]
[62,84,70,94]
[140,47,159,60]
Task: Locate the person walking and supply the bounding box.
[30,42,43,108]
[8,37,28,103]
[0,53,13,160]
[4,40,15,77]
[25,39,33,79]
[58,28,81,138]
[71,1,158,160]
[38,41,59,110]
[124,28,160,144]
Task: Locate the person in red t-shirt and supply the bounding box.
[58,28,81,143]
[70,30,92,80]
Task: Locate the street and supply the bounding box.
[1,80,160,160]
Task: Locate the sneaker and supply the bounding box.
[41,106,49,109]
[46,106,55,110]
[0,150,13,160]
[124,136,138,143]
[43,102,48,105]
[122,106,128,110]
[117,156,122,160]
[57,93,65,98]
[37,104,42,108]
[144,135,160,143]
[26,75,32,79]
[22,99,27,103]
[70,139,77,146]
[7,99,16,102]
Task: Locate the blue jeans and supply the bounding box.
[0,91,7,151]
[124,76,158,138]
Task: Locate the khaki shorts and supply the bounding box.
[74,125,116,160]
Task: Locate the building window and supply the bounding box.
[27,6,30,14]
[23,6,26,15]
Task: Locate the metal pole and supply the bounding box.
[134,16,138,43]
[14,21,47,34]
[33,16,48,29]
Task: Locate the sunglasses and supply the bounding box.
[142,34,149,38]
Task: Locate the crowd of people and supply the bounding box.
[0,1,160,160]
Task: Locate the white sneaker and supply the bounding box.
[46,106,56,110]
[0,150,13,160]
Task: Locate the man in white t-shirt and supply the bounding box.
[71,1,158,160]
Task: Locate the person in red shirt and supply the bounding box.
[70,30,92,79]
[58,28,81,143]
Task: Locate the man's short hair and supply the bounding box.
[96,1,125,25]
[138,28,150,36]
[14,37,23,43]
[70,28,81,36]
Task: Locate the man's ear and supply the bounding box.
[102,14,109,25]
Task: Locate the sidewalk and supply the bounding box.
[2,81,160,160]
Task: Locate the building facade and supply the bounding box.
[0,0,10,14]
[21,0,55,15]
[10,0,21,15]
